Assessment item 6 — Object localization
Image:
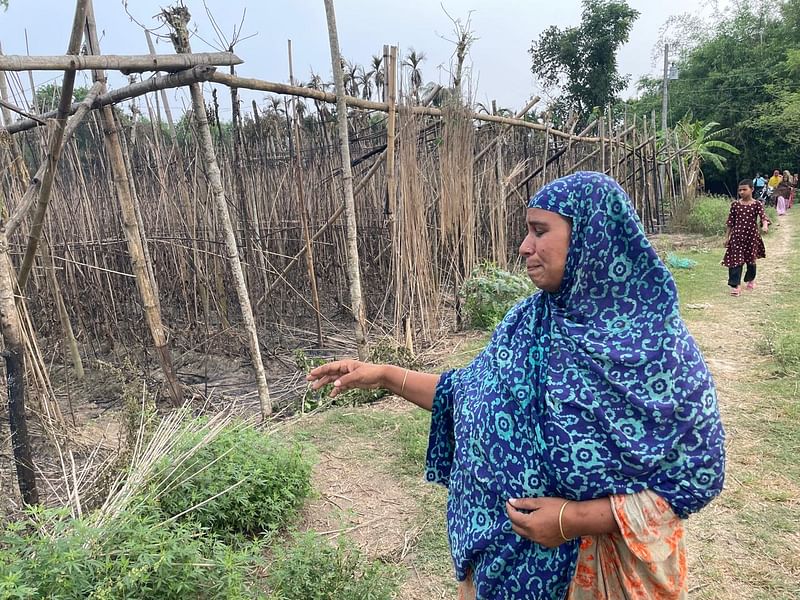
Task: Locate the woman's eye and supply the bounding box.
[534,229,545,237]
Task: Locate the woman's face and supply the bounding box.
[519,208,572,293]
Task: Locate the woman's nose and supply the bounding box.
[519,235,534,256]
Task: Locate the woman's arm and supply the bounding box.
[307,361,439,411]
[506,496,619,548]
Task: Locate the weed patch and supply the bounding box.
[152,420,313,540]
[264,531,399,600]
[460,262,535,329]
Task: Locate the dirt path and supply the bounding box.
[683,212,800,598]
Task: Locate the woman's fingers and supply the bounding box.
[508,497,540,511]
[307,360,358,381]
[309,374,338,390]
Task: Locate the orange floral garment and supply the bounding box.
[457,490,686,600]
[568,490,687,600]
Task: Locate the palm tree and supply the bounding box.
[342,59,360,98]
[357,65,373,100]
[403,48,426,100]
[674,115,740,196]
[371,54,384,100]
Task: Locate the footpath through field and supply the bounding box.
[292,209,800,599]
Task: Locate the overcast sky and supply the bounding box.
[0,0,718,118]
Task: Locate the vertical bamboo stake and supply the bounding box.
[386,45,403,340]
[0,223,38,505]
[84,0,183,407]
[288,39,323,347]
[386,45,398,221]
[117,110,162,317]
[323,0,368,360]
[41,237,84,379]
[163,6,272,417]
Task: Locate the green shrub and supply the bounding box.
[153,421,313,540]
[265,532,398,600]
[0,508,261,599]
[460,262,535,329]
[685,196,776,237]
[686,196,731,236]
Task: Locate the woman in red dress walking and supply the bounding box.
[723,179,770,296]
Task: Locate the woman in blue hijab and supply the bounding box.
[308,172,725,599]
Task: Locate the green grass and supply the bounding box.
[667,247,726,316]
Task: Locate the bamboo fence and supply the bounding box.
[0,0,693,506]
[0,76,681,354]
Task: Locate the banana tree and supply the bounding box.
[674,116,740,197]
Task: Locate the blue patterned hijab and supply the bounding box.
[425,172,725,599]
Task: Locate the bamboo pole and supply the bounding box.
[16,0,89,289]
[323,0,368,360]
[288,40,323,348]
[4,65,216,135]
[162,5,272,418]
[84,0,183,407]
[208,72,612,143]
[385,45,397,221]
[0,224,38,505]
[0,51,241,72]
[41,237,84,379]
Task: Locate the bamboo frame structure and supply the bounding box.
[0,0,693,506]
[0,52,241,73]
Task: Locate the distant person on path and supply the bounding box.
[308,172,726,600]
[768,169,782,189]
[775,175,792,215]
[753,172,766,198]
[782,170,794,209]
[723,179,770,295]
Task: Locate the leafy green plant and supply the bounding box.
[0,507,261,599]
[265,531,398,600]
[460,262,536,329]
[152,420,313,540]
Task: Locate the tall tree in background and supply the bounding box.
[529,0,639,124]
[625,0,800,189]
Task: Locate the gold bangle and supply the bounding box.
[400,368,410,394]
[558,500,572,542]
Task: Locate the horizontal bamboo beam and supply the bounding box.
[0,52,241,73]
[209,72,607,144]
[4,66,216,135]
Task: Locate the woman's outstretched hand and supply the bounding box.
[307,361,439,410]
[306,360,385,398]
